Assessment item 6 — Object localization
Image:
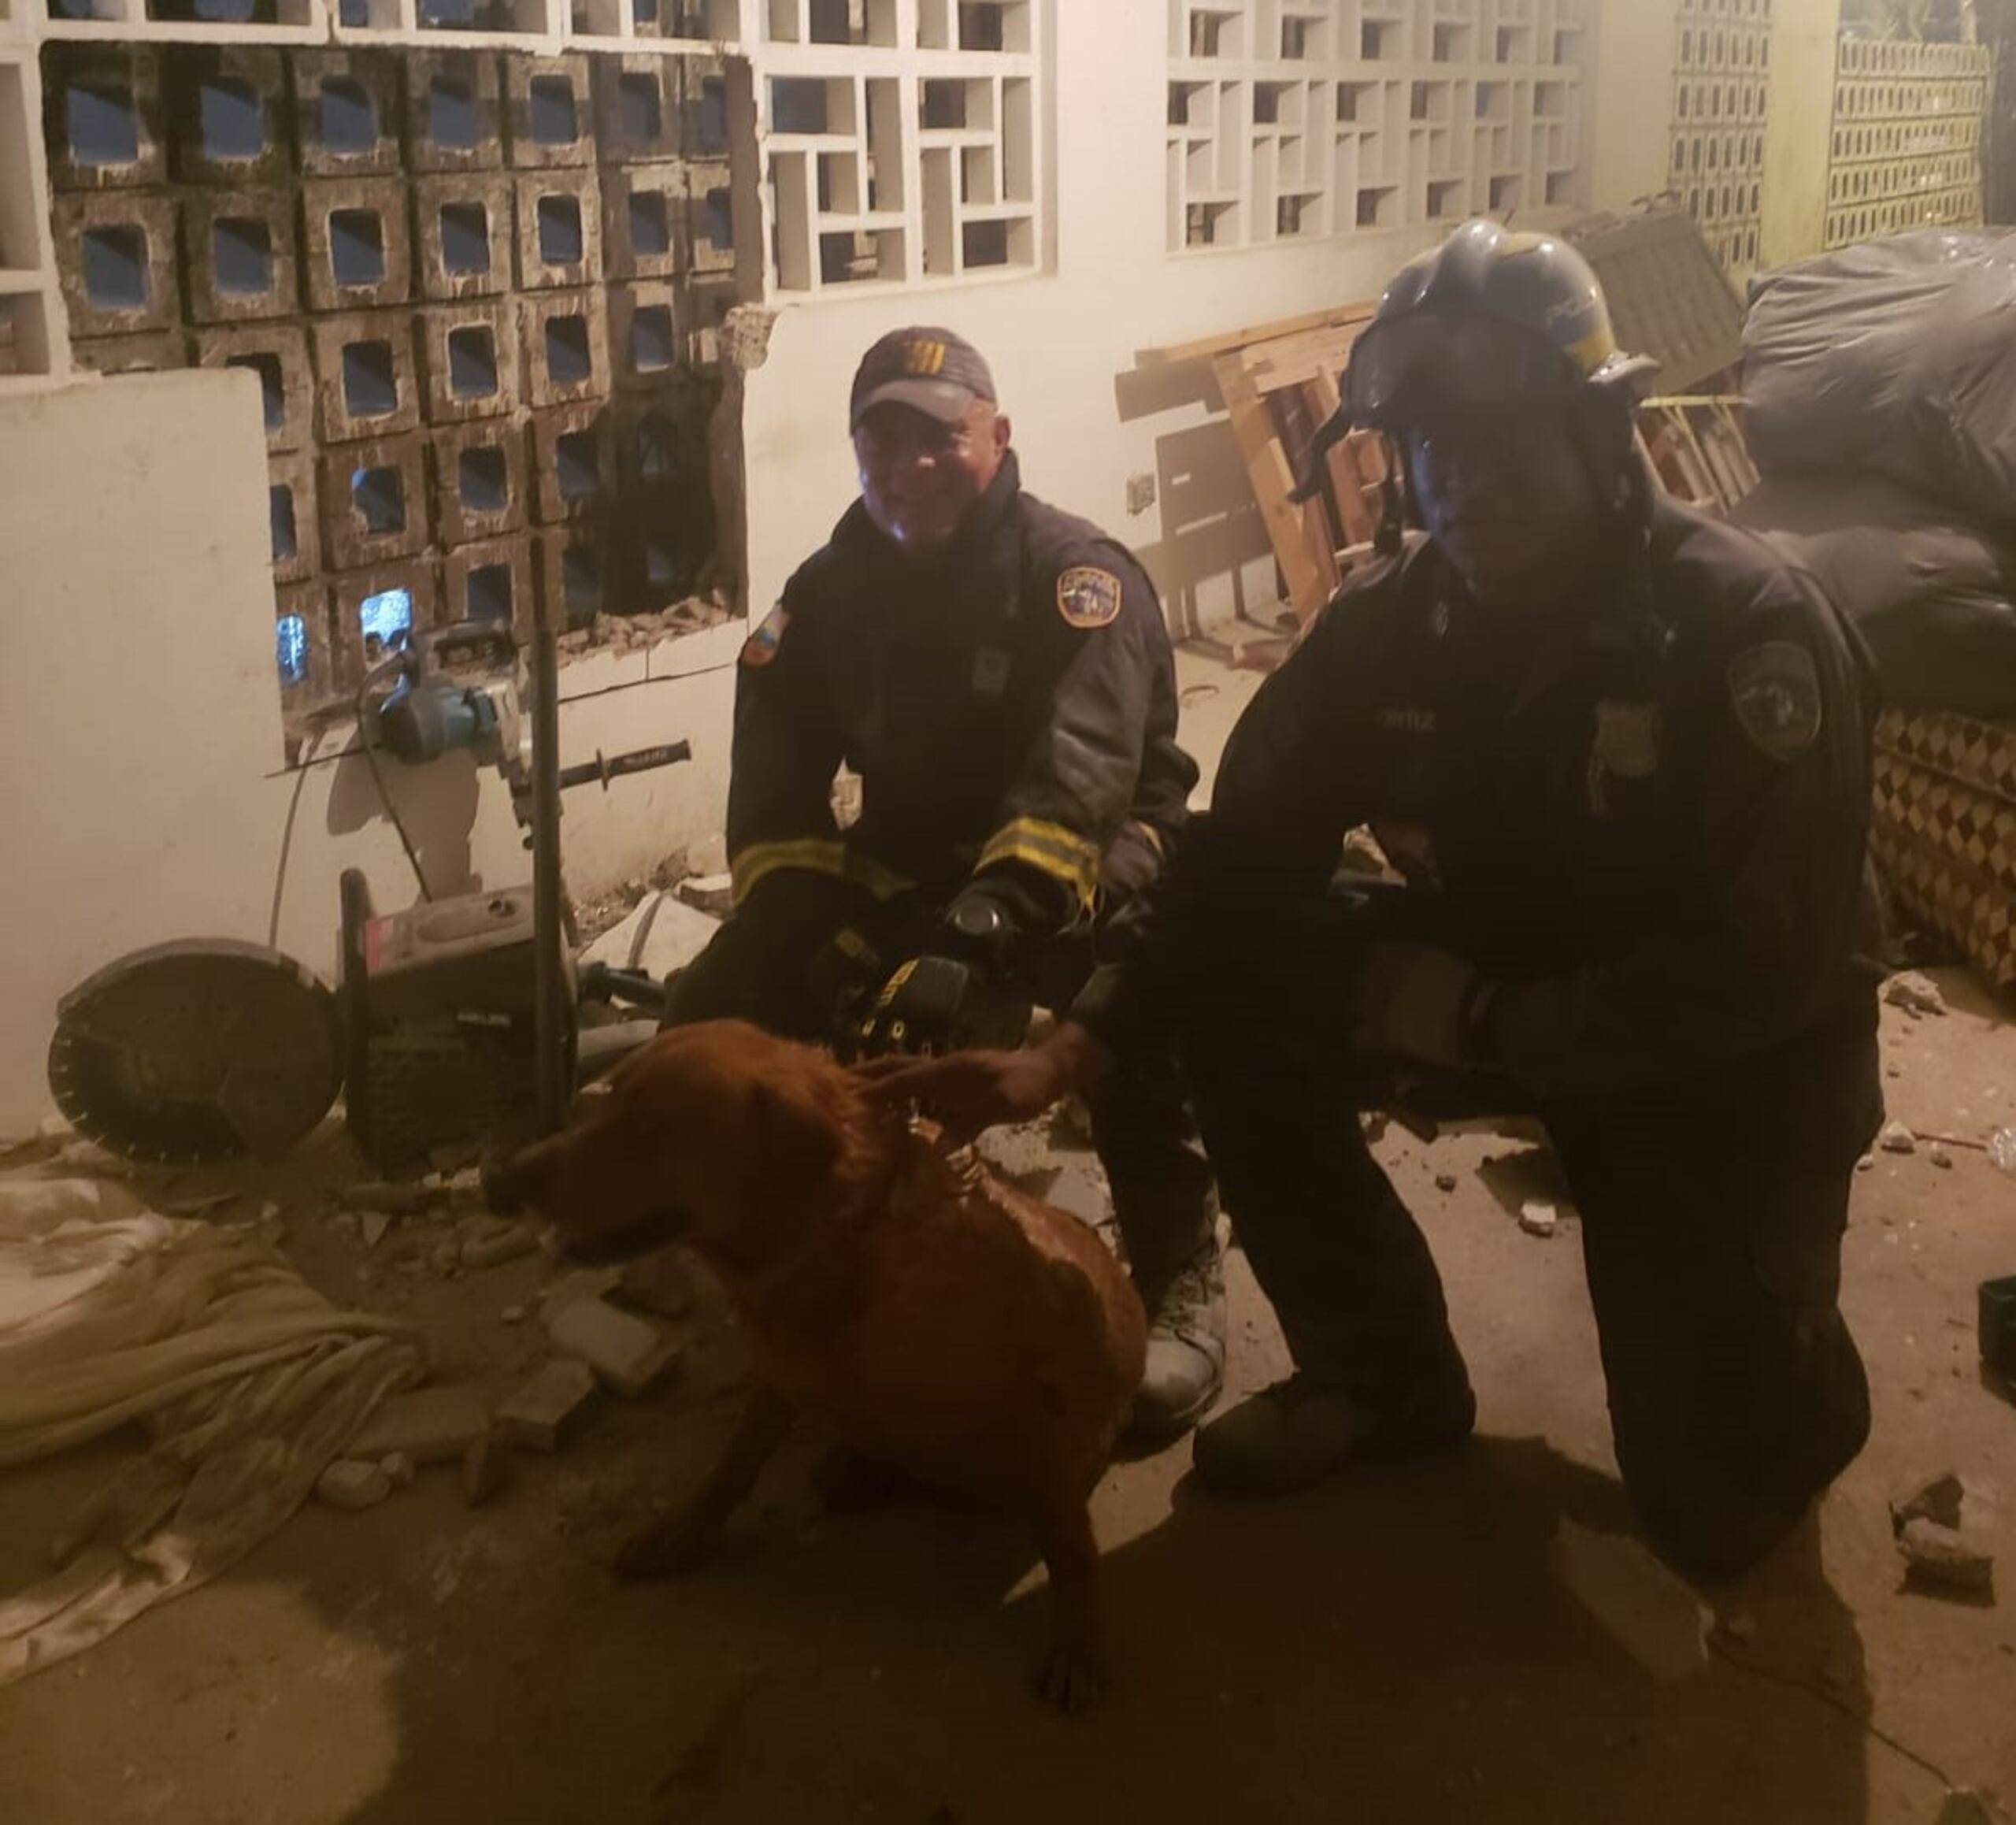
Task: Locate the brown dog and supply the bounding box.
[488,1019,1147,1708]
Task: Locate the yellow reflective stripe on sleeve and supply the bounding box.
[728,840,915,909]
[729,839,846,908]
[976,817,1102,909]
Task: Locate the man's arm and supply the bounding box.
[724,598,848,911]
[1482,579,1877,1098]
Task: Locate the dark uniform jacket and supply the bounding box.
[727,452,1197,947]
[1076,491,1883,1100]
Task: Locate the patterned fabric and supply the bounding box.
[1871,707,2016,994]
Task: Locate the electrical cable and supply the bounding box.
[354,651,432,903]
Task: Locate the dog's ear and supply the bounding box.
[746,1078,841,1194]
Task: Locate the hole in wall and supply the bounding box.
[636,413,676,480]
[359,585,412,656]
[629,303,674,370]
[329,208,387,286]
[536,193,584,265]
[447,324,499,397]
[342,339,398,417]
[276,612,309,687]
[320,76,379,154]
[212,216,273,295]
[528,75,579,145]
[618,70,662,142]
[703,186,732,248]
[198,78,264,163]
[459,443,510,511]
[269,483,298,561]
[556,428,600,496]
[439,201,491,273]
[466,562,513,623]
[628,190,670,258]
[428,77,478,149]
[961,218,1007,266]
[66,83,140,167]
[352,463,406,534]
[545,314,591,384]
[81,224,149,309]
[561,544,600,619]
[228,350,286,431]
[693,76,728,153]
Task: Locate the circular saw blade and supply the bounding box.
[47,940,343,1167]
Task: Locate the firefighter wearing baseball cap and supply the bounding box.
[662,325,1226,1441]
[865,223,1887,1577]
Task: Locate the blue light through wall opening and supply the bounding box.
[276,613,309,688]
[359,586,413,661]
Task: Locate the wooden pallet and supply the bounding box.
[1201,306,1390,622]
[1636,395,1758,513]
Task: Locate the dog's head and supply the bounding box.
[487,1020,876,1268]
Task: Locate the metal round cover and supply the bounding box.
[47,940,343,1166]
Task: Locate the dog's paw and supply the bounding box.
[1035,1641,1106,1715]
[612,1514,716,1582]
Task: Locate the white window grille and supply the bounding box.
[758,0,1041,294]
[1166,0,1590,254]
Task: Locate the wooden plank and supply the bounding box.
[1146,301,1376,370]
[1213,348,1330,619]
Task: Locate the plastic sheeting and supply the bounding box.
[1744,230,2016,535]
[1733,475,2016,719]
[0,1174,423,1683]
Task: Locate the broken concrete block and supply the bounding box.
[1899,1518,1996,1593]
[1892,1470,1970,1532]
[1879,1121,1918,1155]
[461,1218,541,1269]
[1519,1200,1558,1238]
[540,1264,624,1320]
[548,1296,680,1397]
[349,1385,491,1465]
[462,1434,511,1507]
[360,1209,394,1248]
[1884,971,1949,1018]
[496,1358,599,1450]
[618,1252,693,1321]
[1930,1143,1955,1170]
[317,1459,392,1511]
[675,871,735,918]
[1551,1517,1710,1679]
[380,1451,417,1489]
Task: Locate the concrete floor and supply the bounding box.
[3,649,2014,1825]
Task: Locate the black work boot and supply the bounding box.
[1192,1360,1476,1495]
[1128,1240,1228,1444]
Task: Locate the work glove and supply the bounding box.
[1350,940,1497,1072]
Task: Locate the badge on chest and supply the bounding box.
[1586,699,1661,818]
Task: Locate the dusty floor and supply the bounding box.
[4,652,2014,1825]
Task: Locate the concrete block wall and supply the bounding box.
[39,36,726,758]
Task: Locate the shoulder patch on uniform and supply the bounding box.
[1055,565,1122,630]
[1727,639,1822,760]
[740,602,789,668]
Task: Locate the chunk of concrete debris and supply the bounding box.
[1519,1200,1558,1239]
[548,1297,681,1397]
[379,1452,416,1489]
[676,871,736,918]
[349,1385,491,1465]
[1936,1790,2010,1825]
[317,1459,392,1511]
[1930,1143,1955,1170]
[461,1434,511,1508]
[618,1252,694,1322]
[1879,1121,1919,1155]
[359,1209,394,1249]
[496,1358,599,1450]
[460,1218,540,1270]
[1855,1155,1877,1174]
[1551,1517,1710,1679]
[1892,1471,1999,1597]
[540,1264,625,1321]
[1435,1173,1458,1193]
[1884,972,1949,1018]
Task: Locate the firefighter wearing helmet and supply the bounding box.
[867,219,1887,1579]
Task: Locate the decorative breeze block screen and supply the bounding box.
[1665,0,1770,279]
[1165,0,1590,254]
[761,0,1040,293]
[1824,35,1987,250]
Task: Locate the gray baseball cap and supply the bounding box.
[849,326,997,429]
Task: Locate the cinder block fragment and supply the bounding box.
[535,525,606,629]
[591,55,680,165]
[681,158,736,276]
[321,431,427,569]
[430,420,528,547]
[678,272,737,369]
[443,532,535,637]
[70,329,184,376]
[413,171,511,301]
[528,400,610,524]
[676,52,732,160]
[520,287,609,408]
[291,49,404,180]
[193,321,312,453]
[43,45,166,191]
[332,559,439,688]
[54,191,179,337]
[513,168,602,291]
[495,1357,598,1450]
[547,1296,679,1397]
[348,1384,491,1465]
[608,280,681,389]
[268,447,321,582]
[504,54,595,170]
[600,164,683,283]
[181,187,299,325]
[311,310,421,443]
[165,46,289,186]
[417,300,518,425]
[402,50,504,175]
[300,176,413,313]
